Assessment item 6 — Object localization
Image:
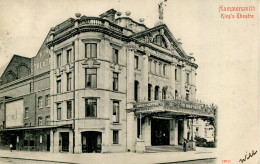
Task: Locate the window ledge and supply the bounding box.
[24,117,29,120]
[38,107,43,110]
[112,144,121,146]
[112,122,121,125]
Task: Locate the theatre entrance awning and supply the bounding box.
[127,100,216,118]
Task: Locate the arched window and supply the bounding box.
[175,90,178,100]
[153,35,167,48]
[134,80,139,102]
[38,96,43,108]
[6,71,16,83]
[162,87,167,99]
[154,86,160,100]
[148,84,152,101]
[18,64,29,78]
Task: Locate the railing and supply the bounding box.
[50,17,126,43]
[131,99,216,118]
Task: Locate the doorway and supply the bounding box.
[82,131,102,153]
[151,118,170,145]
[60,132,69,152]
[47,134,50,151]
[178,120,184,145]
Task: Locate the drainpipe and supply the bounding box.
[72,41,75,153]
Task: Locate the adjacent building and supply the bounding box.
[0,8,216,153]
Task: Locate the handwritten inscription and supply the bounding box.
[239,150,257,163]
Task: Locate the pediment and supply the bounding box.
[131,24,189,59]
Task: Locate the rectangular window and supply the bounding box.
[67,49,72,64]
[154,62,157,74]
[38,96,42,108]
[175,69,177,80]
[112,48,119,64]
[57,79,61,93]
[67,101,72,119]
[57,103,61,120]
[159,63,162,75]
[186,73,190,84]
[67,73,72,91]
[113,72,118,91]
[113,130,119,144]
[149,60,152,73]
[113,101,119,123]
[45,95,50,107]
[45,116,50,125]
[57,53,62,67]
[85,69,97,88]
[163,65,166,76]
[186,93,189,101]
[38,117,43,126]
[85,99,97,117]
[85,43,97,58]
[25,108,29,118]
[24,140,28,146]
[134,56,139,69]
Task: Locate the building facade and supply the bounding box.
[0,8,216,153]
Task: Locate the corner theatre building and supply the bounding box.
[0,8,216,154]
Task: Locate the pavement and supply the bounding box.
[0,147,217,164]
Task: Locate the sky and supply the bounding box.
[0,0,259,162]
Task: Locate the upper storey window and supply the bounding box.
[57,53,62,67]
[85,43,97,58]
[112,48,119,64]
[153,35,167,48]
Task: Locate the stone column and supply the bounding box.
[183,118,188,139]
[50,130,54,152]
[142,117,151,146]
[126,42,136,105]
[170,63,176,99]
[180,63,186,100]
[127,112,137,152]
[191,67,196,101]
[173,118,178,145]
[140,53,149,101]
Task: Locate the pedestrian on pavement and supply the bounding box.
[183,139,187,152]
[9,143,12,152]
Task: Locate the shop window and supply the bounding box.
[154,86,160,100]
[134,56,139,69]
[85,43,97,58]
[148,84,152,101]
[85,98,97,117]
[38,117,43,126]
[67,101,72,119]
[85,68,97,88]
[134,81,139,101]
[38,96,43,108]
[25,107,29,118]
[113,101,119,123]
[57,103,62,120]
[112,48,119,64]
[24,140,28,146]
[67,49,72,64]
[113,72,118,91]
[67,73,72,91]
[30,140,34,147]
[45,95,50,107]
[113,130,119,144]
[57,53,62,67]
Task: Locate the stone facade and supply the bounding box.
[0,8,216,154]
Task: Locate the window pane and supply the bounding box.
[113,131,119,144]
[91,44,97,58]
[85,99,97,117]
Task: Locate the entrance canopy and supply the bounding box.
[127,99,216,119]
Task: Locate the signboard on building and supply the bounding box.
[33,44,51,76]
[6,99,24,128]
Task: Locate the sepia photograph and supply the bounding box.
[0,0,258,163]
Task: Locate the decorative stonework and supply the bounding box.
[110,63,122,72]
[81,58,101,68]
